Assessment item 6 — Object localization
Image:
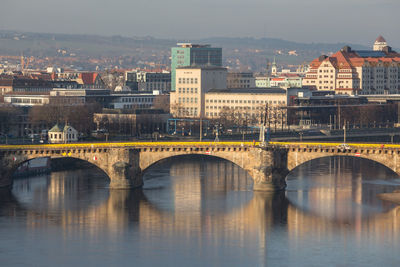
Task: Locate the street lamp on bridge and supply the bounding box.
[25,128,34,144]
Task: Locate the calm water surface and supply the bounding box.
[0,155,400,266]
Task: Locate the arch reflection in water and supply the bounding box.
[1,155,400,265]
[286,156,400,220]
[12,169,110,213]
[142,155,254,214]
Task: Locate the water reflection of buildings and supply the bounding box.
[4,156,400,260]
[290,157,399,221]
[287,156,400,247]
[138,157,285,259]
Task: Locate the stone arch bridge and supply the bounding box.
[1,142,400,190]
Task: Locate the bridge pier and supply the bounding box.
[104,149,143,189]
[252,167,288,191]
[248,147,289,192]
[108,161,142,189]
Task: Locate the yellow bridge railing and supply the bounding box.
[0,141,398,150]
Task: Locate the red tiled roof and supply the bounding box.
[79,72,98,85]
[308,48,400,70]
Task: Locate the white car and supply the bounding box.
[337,143,351,150]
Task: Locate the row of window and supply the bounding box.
[206,99,285,104]
[122,104,152,109]
[178,87,198,93]
[319,69,334,73]
[205,112,283,118]
[178,107,198,116]
[144,83,169,89]
[228,79,252,83]
[178,97,198,104]
[49,133,76,140]
[178,78,198,84]
[120,97,153,103]
[11,98,44,104]
[206,106,276,110]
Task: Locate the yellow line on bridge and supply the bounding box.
[0,141,260,150]
[0,141,399,150]
[270,141,400,149]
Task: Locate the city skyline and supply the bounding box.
[1,0,399,48]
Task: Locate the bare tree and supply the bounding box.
[29,102,102,134]
[153,95,170,112]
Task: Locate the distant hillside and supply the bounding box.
[0,30,372,71]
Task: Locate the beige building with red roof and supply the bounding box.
[303,37,400,95]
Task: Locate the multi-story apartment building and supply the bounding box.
[255,75,303,89]
[269,76,303,88]
[171,43,222,91]
[3,95,50,106]
[255,76,269,88]
[125,71,138,90]
[204,88,287,120]
[226,72,255,88]
[125,71,171,92]
[137,71,171,92]
[0,77,53,95]
[303,36,400,95]
[110,93,156,109]
[170,66,227,117]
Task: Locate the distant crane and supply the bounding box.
[20,53,32,71]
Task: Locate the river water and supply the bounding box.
[0,155,400,266]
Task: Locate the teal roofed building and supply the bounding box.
[171,43,222,91]
[48,124,78,144]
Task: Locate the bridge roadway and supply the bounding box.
[1,141,400,190]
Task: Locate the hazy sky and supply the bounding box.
[1,0,399,47]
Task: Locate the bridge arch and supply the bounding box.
[137,146,287,191]
[286,148,400,177]
[10,155,109,178]
[288,155,399,177]
[0,147,139,189]
[140,154,254,187]
[140,152,254,178]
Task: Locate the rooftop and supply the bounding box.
[354,50,387,58]
[207,88,286,94]
[375,35,386,43]
[176,66,227,70]
[308,45,400,70]
[176,43,211,48]
[48,124,74,133]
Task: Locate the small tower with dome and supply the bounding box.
[271,57,278,76]
[373,36,388,51]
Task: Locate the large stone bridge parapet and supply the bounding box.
[1,142,400,191]
[0,142,288,191]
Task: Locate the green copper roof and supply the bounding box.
[48,124,75,133]
[48,124,64,133]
